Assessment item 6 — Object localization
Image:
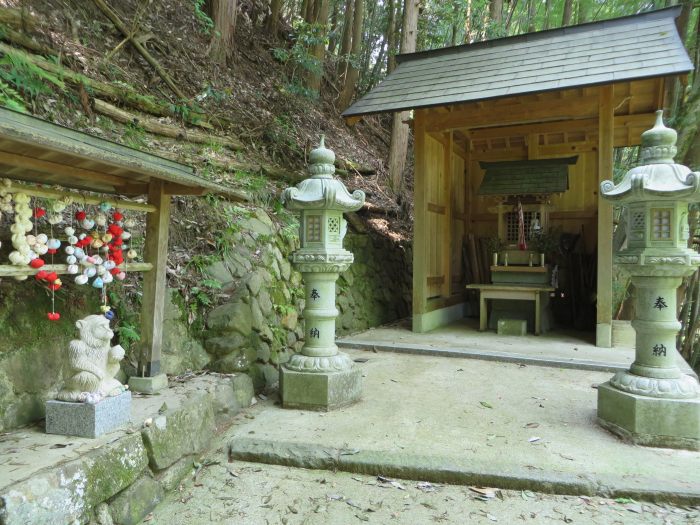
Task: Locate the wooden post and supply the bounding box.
[597,85,614,347]
[412,112,429,328]
[137,180,171,378]
[442,131,453,297]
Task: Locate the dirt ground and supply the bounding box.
[149,459,700,525]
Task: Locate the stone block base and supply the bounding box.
[497,318,527,336]
[597,382,700,450]
[280,365,362,411]
[128,373,168,393]
[45,391,131,438]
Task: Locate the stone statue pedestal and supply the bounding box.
[598,382,700,450]
[45,391,131,438]
[281,365,362,411]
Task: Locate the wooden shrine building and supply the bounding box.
[343,7,693,347]
[0,107,244,385]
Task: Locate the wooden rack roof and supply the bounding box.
[0,107,246,200]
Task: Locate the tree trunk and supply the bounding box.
[577,0,591,24]
[505,0,519,34]
[464,0,472,43]
[527,0,536,32]
[451,1,460,45]
[266,0,283,37]
[208,0,237,65]
[561,0,573,26]
[489,0,503,24]
[305,0,329,93]
[387,0,397,73]
[543,0,551,30]
[337,0,364,108]
[387,0,419,194]
[327,0,341,54]
[336,0,354,80]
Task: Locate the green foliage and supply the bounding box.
[115,322,141,349]
[193,0,214,34]
[122,121,148,150]
[0,49,64,110]
[169,101,203,125]
[273,18,328,95]
[0,77,25,112]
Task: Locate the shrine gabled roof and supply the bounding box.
[342,7,692,118]
[478,157,577,196]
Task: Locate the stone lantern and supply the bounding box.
[598,110,700,450]
[280,136,366,410]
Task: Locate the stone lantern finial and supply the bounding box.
[308,134,336,178]
[640,110,678,164]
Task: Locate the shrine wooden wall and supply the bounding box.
[412,79,665,338]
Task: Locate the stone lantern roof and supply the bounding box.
[600,111,700,203]
[281,136,366,212]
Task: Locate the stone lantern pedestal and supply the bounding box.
[280,137,365,410]
[598,111,700,450]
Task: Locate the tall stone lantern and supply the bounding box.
[280,136,366,410]
[598,111,700,450]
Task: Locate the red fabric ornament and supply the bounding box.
[34,208,46,218]
[108,224,123,237]
[110,267,121,276]
[30,259,45,268]
[113,212,124,221]
[76,210,87,221]
[46,272,58,283]
[47,312,60,321]
[47,248,57,255]
[48,283,61,291]
[112,238,123,246]
[35,270,49,280]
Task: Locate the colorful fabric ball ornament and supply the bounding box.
[75,274,88,285]
[99,202,111,213]
[47,312,60,321]
[75,210,86,221]
[29,258,45,269]
[33,208,46,218]
[67,264,79,274]
[64,226,75,236]
[92,277,104,289]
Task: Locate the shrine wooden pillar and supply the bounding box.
[596,85,614,347]
[130,179,171,392]
[412,111,429,327]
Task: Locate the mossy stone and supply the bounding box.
[141,393,216,470]
[109,475,163,525]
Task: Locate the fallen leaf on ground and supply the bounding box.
[49,443,72,449]
[469,487,499,499]
[528,437,541,443]
[479,401,493,409]
[524,422,539,428]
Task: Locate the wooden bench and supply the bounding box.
[466,284,555,335]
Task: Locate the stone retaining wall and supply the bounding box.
[0,206,412,432]
[198,208,412,392]
[0,374,253,525]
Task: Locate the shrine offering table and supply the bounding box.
[466,284,555,335]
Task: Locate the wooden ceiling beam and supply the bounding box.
[461,113,656,145]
